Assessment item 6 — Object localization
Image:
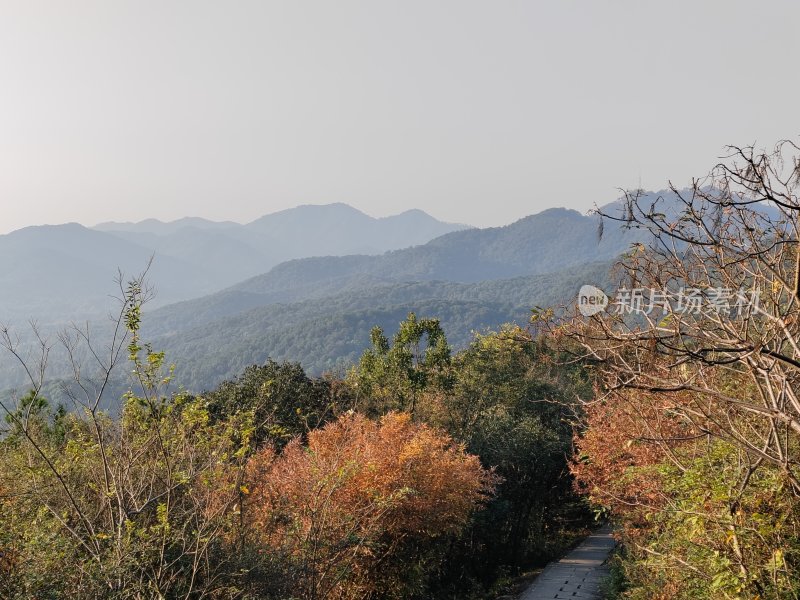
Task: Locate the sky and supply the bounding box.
[0,0,798,234]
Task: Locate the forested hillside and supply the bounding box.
[0,279,594,599]
[2,1,795,597]
[0,260,614,395]
[0,196,643,393]
[149,260,615,390]
[229,205,641,295]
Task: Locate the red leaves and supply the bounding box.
[571,388,696,518]
[243,412,498,599]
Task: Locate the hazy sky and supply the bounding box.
[1,0,798,233]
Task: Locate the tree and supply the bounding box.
[242,411,498,600]
[0,271,253,598]
[560,140,800,596]
[3,389,66,443]
[417,325,593,592]
[349,312,452,416]
[205,359,350,449]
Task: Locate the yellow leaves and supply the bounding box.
[398,438,425,464]
[180,402,210,428]
[239,485,249,495]
[152,502,171,535]
[242,411,497,598]
[768,548,786,571]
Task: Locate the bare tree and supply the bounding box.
[559,140,800,490]
[0,267,249,598]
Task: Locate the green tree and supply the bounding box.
[425,326,592,591]
[350,312,452,416]
[205,359,350,449]
[3,389,66,444]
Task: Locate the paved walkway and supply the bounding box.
[519,524,616,599]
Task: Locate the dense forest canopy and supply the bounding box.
[0,275,593,598]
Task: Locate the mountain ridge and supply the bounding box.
[0,192,686,392]
[0,203,468,323]
[92,203,469,235]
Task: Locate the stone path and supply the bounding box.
[519,524,616,599]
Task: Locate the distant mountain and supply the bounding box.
[94,217,239,235]
[94,203,468,293]
[146,260,617,390]
[96,203,468,259]
[122,200,655,390]
[0,192,670,395]
[137,202,647,335]
[0,223,212,323]
[4,263,605,406]
[0,204,467,324]
[245,204,468,256]
[228,206,642,300]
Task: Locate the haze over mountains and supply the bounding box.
[0,204,466,322]
[94,203,468,261]
[0,192,664,393]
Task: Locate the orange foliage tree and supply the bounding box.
[571,384,702,515]
[243,411,499,600]
[560,141,800,597]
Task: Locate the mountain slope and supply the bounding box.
[0,223,211,322]
[94,217,239,234]
[96,204,468,268]
[140,202,647,356]
[149,260,616,391]
[244,203,468,255]
[230,207,641,300]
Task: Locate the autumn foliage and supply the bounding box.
[243,411,499,600]
[571,380,800,599]
[0,292,584,599]
[562,140,800,597]
[571,386,699,519]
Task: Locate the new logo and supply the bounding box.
[577,285,608,316]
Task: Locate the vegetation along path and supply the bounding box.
[519,524,616,600]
